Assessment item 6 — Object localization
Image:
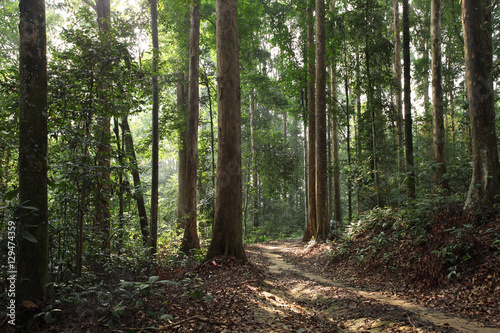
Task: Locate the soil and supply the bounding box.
[11,239,500,332]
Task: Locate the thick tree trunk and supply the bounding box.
[302,0,316,242]
[206,0,246,261]
[150,0,159,254]
[315,0,328,240]
[462,0,500,210]
[403,0,416,199]
[18,0,48,302]
[121,116,149,245]
[431,0,448,189]
[180,0,201,253]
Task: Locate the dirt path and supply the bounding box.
[247,240,500,333]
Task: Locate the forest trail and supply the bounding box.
[247,239,499,333]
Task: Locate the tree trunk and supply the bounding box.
[315,0,328,240]
[18,0,48,302]
[393,0,404,176]
[206,0,246,261]
[302,0,316,242]
[355,51,362,214]
[177,73,188,229]
[431,0,448,189]
[150,0,159,254]
[250,91,259,227]
[180,0,201,253]
[331,65,341,225]
[91,0,112,251]
[403,0,416,199]
[121,116,149,245]
[113,118,125,250]
[462,0,500,210]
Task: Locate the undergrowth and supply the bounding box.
[327,193,500,288]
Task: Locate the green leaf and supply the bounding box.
[22,230,38,243]
[159,314,173,321]
[4,188,18,201]
[158,280,180,285]
[44,311,53,324]
[148,275,159,284]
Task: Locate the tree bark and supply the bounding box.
[180,0,201,253]
[150,0,159,254]
[177,73,188,229]
[393,0,404,176]
[18,0,48,302]
[315,0,328,240]
[403,0,416,199]
[206,0,246,261]
[302,0,316,242]
[462,0,500,210]
[121,116,149,245]
[431,0,448,189]
[93,0,111,250]
[250,91,259,227]
[331,66,341,225]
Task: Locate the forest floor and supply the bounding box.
[14,234,500,332]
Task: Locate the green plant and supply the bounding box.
[181,273,214,302]
[33,305,61,324]
[119,275,179,297]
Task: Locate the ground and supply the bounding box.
[8,236,499,332]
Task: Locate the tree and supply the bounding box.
[462,0,500,210]
[150,0,159,254]
[302,0,316,242]
[121,116,149,245]
[403,0,415,199]
[18,0,48,302]
[315,0,328,240]
[92,0,112,250]
[431,0,447,189]
[180,0,201,253]
[393,0,404,176]
[206,0,246,260]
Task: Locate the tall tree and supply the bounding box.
[315,0,328,240]
[206,0,246,260]
[18,0,48,302]
[180,0,201,253]
[150,0,159,254]
[93,0,112,250]
[330,0,341,226]
[403,0,415,198]
[393,0,404,175]
[177,73,188,228]
[302,0,316,242]
[431,0,447,188]
[462,0,500,210]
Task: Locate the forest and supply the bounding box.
[1,0,500,331]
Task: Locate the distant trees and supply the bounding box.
[18,0,48,302]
